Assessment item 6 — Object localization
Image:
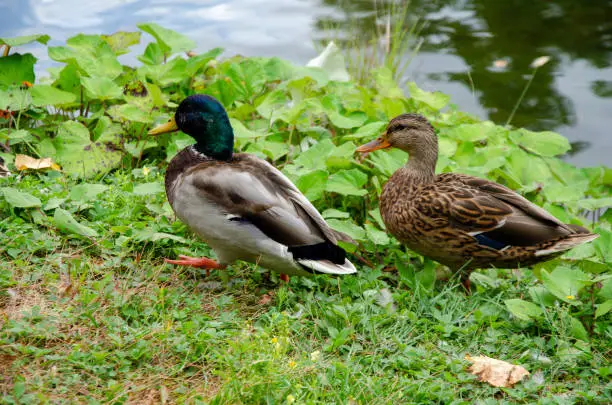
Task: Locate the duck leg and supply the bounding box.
[164,254,225,276]
[461,273,471,294]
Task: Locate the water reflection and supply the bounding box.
[0,0,610,165]
[318,0,612,163]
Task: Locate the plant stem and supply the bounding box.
[506,68,539,127]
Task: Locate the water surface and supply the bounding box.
[1,0,610,166]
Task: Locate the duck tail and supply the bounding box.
[534,232,599,257]
[297,258,357,275]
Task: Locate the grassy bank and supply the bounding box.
[1,25,610,403]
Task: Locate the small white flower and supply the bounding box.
[530,56,550,68]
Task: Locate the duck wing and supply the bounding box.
[436,173,582,249]
[185,153,352,263]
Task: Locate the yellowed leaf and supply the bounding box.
[15,154,61,171]
[466,354,530,387]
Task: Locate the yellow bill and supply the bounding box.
[148,116,178,135]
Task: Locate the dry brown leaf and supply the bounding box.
[14,153,61,171]
[466,354,530,387]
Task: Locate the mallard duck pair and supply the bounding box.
[149,95,597,289]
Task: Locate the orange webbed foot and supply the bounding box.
[164,255,225,276]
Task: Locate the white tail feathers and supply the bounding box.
[297,259,357,275]
[535,233,599,257]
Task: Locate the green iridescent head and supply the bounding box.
[148,94,234,160]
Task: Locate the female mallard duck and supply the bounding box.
[357,114,598,291]
[148,94,356,281]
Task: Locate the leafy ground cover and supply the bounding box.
[1,25,611,403]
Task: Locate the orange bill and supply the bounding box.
[356,137,392,153]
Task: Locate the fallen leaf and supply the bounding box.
[15,154,61,171]
[466,354,530,387]
[258,292,275,305]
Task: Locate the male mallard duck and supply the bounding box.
[357,114,598,291]
[148,94,356,281]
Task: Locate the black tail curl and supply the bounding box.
[288,242,346,264]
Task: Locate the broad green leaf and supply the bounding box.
[125,140,158,158]
[230,118,268,139]
[505,299,544,321]
[225,59,267,101]
[101,31,141,55]
[599,277,612,300]
[506,148,553,188]
[0,53,36,87]
[108,103,152,123]
[184,48,224,77]
[374,67,403,98]
[326,110,367,130]
[293,139,335,171]
[69,183,109,202]
[365,223,390,245]
[138,42,165,65]
[81,76,123,100]
[132,230,187,243]
[295,170,328,201]
[139,57,188,86]
[443,121,502,142]
[7,129,34,145]
[542,183,586,204]
[595,299,612,318]
[133,182,164,195]
[516,128,571,157]
[1,187,41,208]
[0,34,50,48]
[576,197,612,211]
[53,121,121,178]
[0,88,30,111]
[592,228,611,263]
[541,267,592,304]
[367,148,408,177]
[566,315,589,341]
[54,208,97,237]
[343,121,387,140]
[92,116,122,143]
[529,286,557,307]
[326,169,368,196]
[408,82,450,110]
[438,137,457,157]
[137,23,196,55]
[29,85,77,106]
[326,219,366,241]
[321,208,350,219]
[51,34,123,79]
[256,89,287,122]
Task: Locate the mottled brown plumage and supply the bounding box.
[357,113,599,290]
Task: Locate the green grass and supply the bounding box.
[1,170,610,404]
[1,24,611,404]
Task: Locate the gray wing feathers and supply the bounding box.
[187,156,346,248]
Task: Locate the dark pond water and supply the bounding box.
[1,0,611,167]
